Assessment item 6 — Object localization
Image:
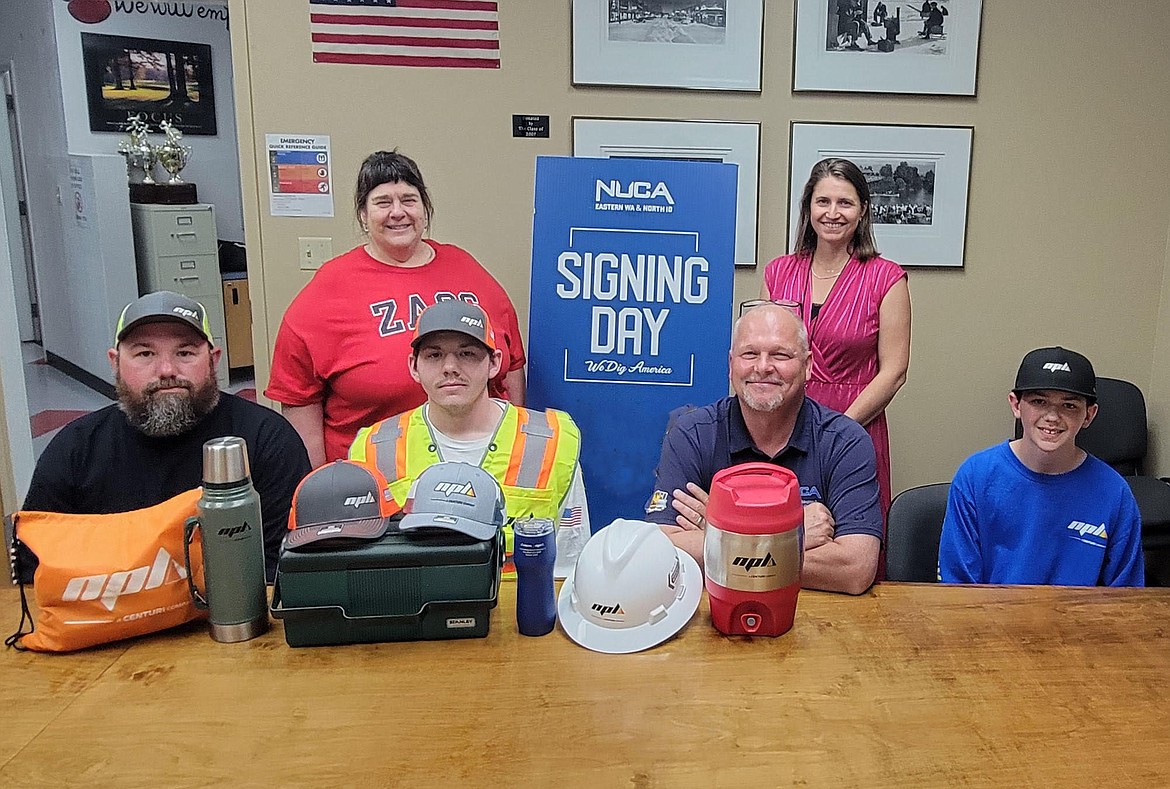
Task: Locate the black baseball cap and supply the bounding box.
[1013,346,1097,403]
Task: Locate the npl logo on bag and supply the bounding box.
[62,547,189,612]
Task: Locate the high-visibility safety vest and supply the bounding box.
[349,403,581,579]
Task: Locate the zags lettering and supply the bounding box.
[370,299,405,337]
[370,293,485,338]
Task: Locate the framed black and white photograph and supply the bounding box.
[792,0,983,95]
[788,122,973,267]
[574,117,761,267]
[572,1,764,91]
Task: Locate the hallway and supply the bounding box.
[22,341,255,464]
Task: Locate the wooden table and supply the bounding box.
[3,583,1169,788]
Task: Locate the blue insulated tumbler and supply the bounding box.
[514,517,556,636]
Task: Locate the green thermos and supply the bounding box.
[184,436,269,643]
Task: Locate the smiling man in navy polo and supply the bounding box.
[645,302,882,595]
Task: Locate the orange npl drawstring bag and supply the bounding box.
[6,488,205,653]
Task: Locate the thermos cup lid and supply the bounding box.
[399,463,505,541]
[706,462,803,535]
[201,437,251,486]
[285,461,396,549]
[557,519,701,654]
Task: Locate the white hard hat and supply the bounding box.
[557,519,702,654]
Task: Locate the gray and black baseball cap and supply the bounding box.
[1013,346,1097,403]
[399,463,506,541]
[284,461,396,550]
[115,290,214,345]
[411,300,497,352]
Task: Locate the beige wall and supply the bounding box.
[1149,221,1170,474]
[228,1,1170,496]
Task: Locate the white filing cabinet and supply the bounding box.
[129,203,229,384]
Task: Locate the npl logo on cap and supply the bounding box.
[1043,362,1072,372]
[434,480,476,498]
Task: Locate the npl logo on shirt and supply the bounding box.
[1067,520,1108,549]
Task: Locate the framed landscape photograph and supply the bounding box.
[574,117,761,267]
[788,122,973,267]
[81,33,217,135]
[572,1,764,91]
[792,0,983,95]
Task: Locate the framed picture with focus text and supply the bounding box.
[572,1,763,92]
[81,33,217,135]
[793,0,983,95]
[787,122,973,267]
[574,117,762,267]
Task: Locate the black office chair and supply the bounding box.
[885,482,950,582]
[1014,377,1170,586]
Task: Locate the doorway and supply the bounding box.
[0,62,35,503]
[1,67,40,344]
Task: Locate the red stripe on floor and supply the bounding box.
[30,409,91,438]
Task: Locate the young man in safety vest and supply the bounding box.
[349,300,588,577]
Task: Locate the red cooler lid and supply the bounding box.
[706,462,802,536]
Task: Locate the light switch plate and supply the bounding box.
[298,237,333,270]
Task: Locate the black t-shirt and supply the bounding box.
[17,393,311,583]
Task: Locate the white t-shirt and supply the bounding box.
[426,400,590,578]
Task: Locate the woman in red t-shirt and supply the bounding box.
[266,150,526,465]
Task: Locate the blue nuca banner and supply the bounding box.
[528,156,737,529]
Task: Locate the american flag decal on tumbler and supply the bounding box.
[309,0,500,70]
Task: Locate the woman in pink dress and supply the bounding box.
[761,158,911,516]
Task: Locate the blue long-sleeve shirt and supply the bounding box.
[938,441,1144,586]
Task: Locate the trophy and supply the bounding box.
[157,121,192,185]
[117,114,158,184]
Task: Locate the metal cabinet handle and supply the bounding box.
[173,232,198,241]
[176,275,200,283]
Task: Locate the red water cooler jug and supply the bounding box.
[704,462,803,637]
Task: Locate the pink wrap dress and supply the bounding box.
[762,252,907,516]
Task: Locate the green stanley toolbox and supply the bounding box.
[271,529,503,648]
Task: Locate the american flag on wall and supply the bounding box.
[309,0,500,69]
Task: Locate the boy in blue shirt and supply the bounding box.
[938,347,1145,586]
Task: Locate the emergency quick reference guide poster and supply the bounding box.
[266,134,334,217]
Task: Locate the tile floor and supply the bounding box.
[22,342,256,459]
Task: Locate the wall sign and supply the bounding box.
[266,133,334,218]
[512,114,550,138]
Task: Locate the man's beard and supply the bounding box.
[117,366,220,437]
[738,379,787,413]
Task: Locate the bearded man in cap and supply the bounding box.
[17,291,311,583]
[349,299,588,578]
[938,346,1144,586]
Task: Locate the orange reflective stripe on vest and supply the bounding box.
[504,407,530,487]
[366,413,408,483]
[516,410,558,489]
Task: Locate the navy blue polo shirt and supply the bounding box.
[644,396,882,541]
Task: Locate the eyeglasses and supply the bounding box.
[739,298,801,317]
